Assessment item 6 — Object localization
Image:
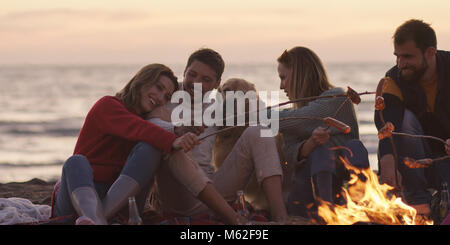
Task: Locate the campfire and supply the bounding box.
[317,156,433,225]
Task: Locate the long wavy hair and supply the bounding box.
[277,47,333,108]
[115,63,178,115]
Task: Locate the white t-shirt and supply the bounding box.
[149,102,217,177]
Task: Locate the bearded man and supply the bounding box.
[375,19,450,218]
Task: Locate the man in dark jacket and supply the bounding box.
[375,19,450,217]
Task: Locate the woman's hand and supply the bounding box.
[446,139,450,155]
[310,126,331,145]
[298,126,330,160]
[172,132,200,152]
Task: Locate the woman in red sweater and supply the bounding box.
[52,64,199,224]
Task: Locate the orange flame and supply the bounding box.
[317,156,433,225]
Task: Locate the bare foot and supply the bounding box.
[75,216,96,225]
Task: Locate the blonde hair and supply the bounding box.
[115,64,178,115]
[277,47,333,108]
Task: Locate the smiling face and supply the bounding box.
[183,60,220,97]
[138,75,175,114]
[277,62,292,98]
[394,40,429,82]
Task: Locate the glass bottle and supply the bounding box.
[128,196,143,225]
[235,190,250,218]
[440,182,449,221]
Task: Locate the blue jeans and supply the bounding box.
[394,109,450,205]
[287,139,370,217]
[53,142,162,217]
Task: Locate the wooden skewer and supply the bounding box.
[375,97,401,189]
[391,132,447,145]
[324,96,351,131]
[220,90,376,124]
[330,146,354,158]
[332,97,351,118]
[197,118,313,141]
[198,116,351,141]
[404,156,450,169]
[199,116,324,141]
[199,88,371,141]
[279,116,323,121]
[198,126,243,141]
[267,90,375,110]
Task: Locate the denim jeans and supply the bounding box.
[287,139,370,217]
[395,109,450,205]
[53,142,162,218]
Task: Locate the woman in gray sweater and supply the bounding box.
[276,47,370,220]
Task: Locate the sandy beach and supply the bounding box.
[0,178,55,206]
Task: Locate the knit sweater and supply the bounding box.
[279,87,359,167]
[73,96,178,184]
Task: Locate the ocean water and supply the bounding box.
[0,62,393,183]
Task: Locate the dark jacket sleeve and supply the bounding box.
[92,96,178,154]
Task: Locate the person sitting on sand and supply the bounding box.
[374,19,450,217]
[148,48,288,224]
[52,64,201,225]
[276,46,370,219]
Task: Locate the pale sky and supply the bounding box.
[1,0,449,64]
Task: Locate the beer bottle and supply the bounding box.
[440,182,449,221]
[235,190,250,218]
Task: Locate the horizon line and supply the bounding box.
[0,60,395,66]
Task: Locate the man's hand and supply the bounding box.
[172,132,200,152]
[174,125,205,136]
[446,139,450,155]
[379,154,402,190]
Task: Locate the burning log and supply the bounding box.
[317,156,433,225]
[363,209,407,225]
[285,216,315,225]
[352,221,382,225]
